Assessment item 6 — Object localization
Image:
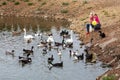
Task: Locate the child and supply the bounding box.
[92,14,101,31]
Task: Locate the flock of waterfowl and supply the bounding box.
[4,27,98,69]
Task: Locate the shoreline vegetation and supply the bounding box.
[0,0,120,80]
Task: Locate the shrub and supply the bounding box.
[2,2,7,5]
[87,6,92,9]
[61,9,68,13]
[72,0,77,2]
[28,2,33,6]
[102,10,110,17]
[62,2,69,6]
[41,2,46,6]
[83,0,88,5]
[23,0,29,2]
[11,0,15,2]
[80,18,86,21]
[14,2,20,5]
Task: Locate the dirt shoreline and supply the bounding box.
[69,20,120,80]
[69,19,120,80]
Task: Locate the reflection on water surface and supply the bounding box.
[0,16,108,80]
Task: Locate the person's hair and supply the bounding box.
[94,14,97,16]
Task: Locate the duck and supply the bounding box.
[85,53,93,62]
[65,30,73,44]
[23,28,34,41]
[84,49,93,62]
[47,34,54,43]
[79,40,84,45]
[98,31,106,38]
[12,31,22,36]
[48,55,54,64]
[50,61,63,67]
[5,50,15,57]
[37,40,47,47]
[19,56,32,64]
[23,46,34,55]
[35,32,41,37]
[54,39,65,47]
[69,50,75,57]
[11,24,22,36]
[73,53,84,60]
[42,47,48,55]
[35,25,41,37]
[58,49,62,58]
[60,30,69,36]
[54,42,63,46]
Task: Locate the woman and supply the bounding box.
[86,12,94,35]
[92,14,101,31]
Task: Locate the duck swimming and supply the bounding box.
[23,28,34,41]
[23,46,34,55]
[48,55,54,64]
[50,61,63,67]
[5,50,15,57]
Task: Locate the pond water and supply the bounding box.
[0,16,108,80]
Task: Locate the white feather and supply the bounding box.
[58,50,62,56]
[65,30,73,44]
[47,36,54,43]
[23,28,34,40]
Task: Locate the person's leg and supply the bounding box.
[94,24,101,31]
[86,24,90,34]
[96,24,101,30]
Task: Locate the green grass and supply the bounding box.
[102,74,116,80]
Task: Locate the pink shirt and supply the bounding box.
[89,16,94,24]
[93,15,100,24]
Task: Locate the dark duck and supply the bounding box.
[23,46,34,55]
[98,31,106,38]
[48,55,54,64]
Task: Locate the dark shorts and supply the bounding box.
[94,24,101,31]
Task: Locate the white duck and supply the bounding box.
[47,35,54,43]
[65,30,73,44]
[23,28,34,40]
[35,25,41,37]
[58,49,62,58]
